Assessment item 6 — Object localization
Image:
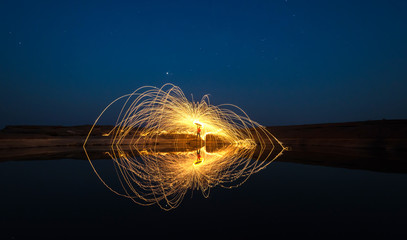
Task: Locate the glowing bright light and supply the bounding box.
[193,120,203,127]
[83,83,285,210]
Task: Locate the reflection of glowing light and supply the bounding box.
[193,157,204,166]
[83,83,285,210]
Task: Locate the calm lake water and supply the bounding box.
[1,154,406,239]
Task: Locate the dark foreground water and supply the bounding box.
[0,154,406,239]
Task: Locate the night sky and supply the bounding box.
[1,0,406,128]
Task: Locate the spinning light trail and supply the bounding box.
[83,83,285,210]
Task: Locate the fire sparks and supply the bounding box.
[83,83,285,210]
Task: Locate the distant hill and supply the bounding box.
[268,119,407,139]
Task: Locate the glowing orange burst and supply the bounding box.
[83,83,285,210]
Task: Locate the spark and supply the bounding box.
[83,83,285,210]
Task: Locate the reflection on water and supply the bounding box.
[85,139,284,210]
[1,145,406,174]
[1,141,407,237]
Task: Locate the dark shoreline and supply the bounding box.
[1,119,406,173]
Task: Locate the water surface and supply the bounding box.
[0,152,406,239]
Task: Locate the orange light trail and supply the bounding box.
[83,83,285,210]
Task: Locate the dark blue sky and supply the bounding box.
[1,0,406,127]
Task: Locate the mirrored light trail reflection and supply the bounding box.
[83,84,286,210]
